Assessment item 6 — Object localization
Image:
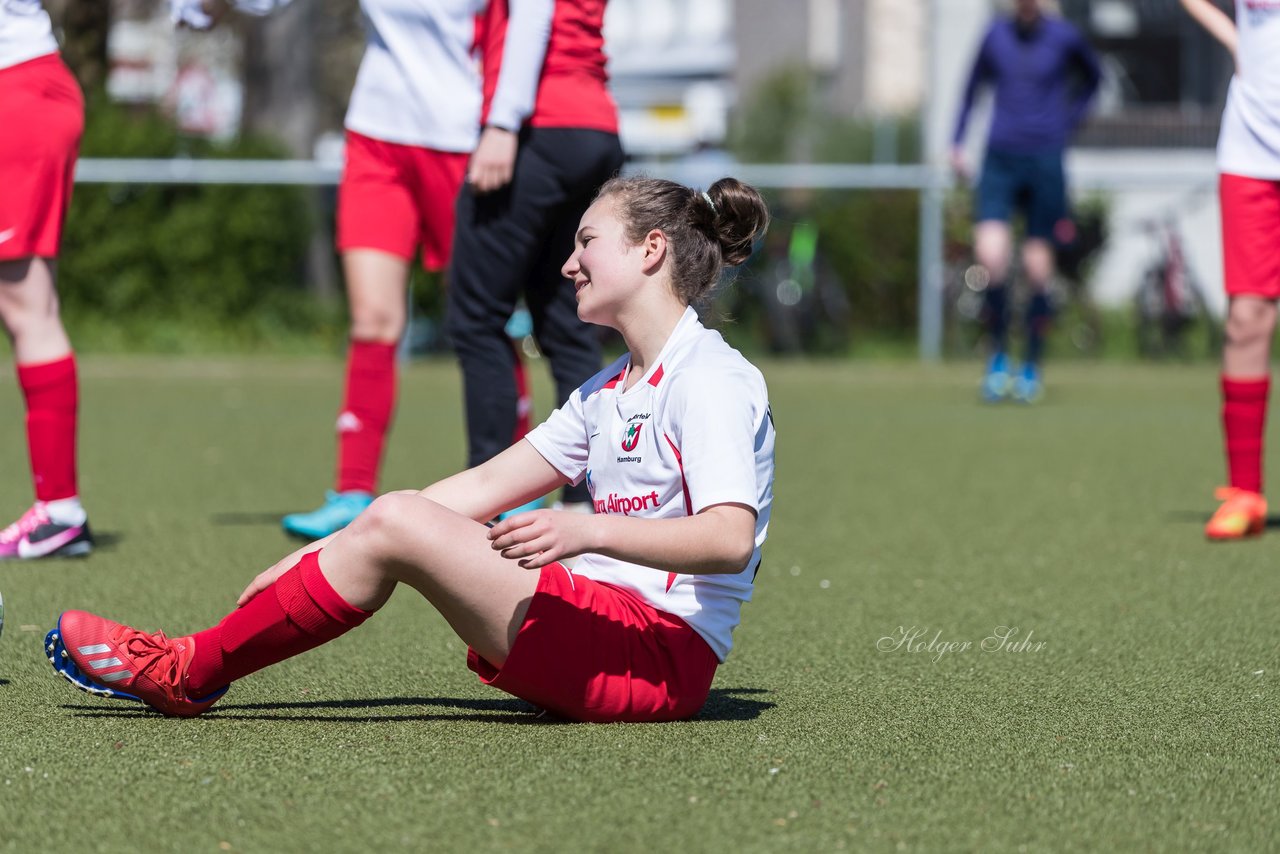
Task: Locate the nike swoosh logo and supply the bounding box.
[17,526,82,558]
[0,229,15,245]
[27,523,76,544]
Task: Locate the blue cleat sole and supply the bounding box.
[45,620,141,703]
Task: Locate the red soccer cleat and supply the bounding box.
[1205,487,1268,541]
[46,610,226,717]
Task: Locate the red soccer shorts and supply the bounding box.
[468,563,720,723]
[0,54,84,261]
[1221,172,1280,299]
[336,130,468,272]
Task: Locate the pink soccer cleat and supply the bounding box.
[0,502,93,560]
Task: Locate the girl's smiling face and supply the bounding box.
[562,196,660,326]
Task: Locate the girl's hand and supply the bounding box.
[487,509,597,569]
[467,127,518,193]
[237,532,337,606]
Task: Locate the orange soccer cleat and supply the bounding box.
[46,610,226,717]
[1205,487,1268,541]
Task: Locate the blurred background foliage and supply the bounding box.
[724,66,922,357]
[59,99,339,352]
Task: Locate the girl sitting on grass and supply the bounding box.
[46,176,776,723]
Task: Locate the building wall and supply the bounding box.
[864,0,924,115]
[732,0,815,103]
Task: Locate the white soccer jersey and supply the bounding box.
[172,0,484,152]
[525,307,776,661]
[1219,0,1280,179]
[344,0,485,151]
[0,0,58,71]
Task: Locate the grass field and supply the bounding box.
[0,357,1276,852]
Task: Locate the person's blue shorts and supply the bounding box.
[975,149,1066,239]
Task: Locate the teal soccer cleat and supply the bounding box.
[282,490,375,540]
[1012,362,1044,404]
[981,352,1013,403]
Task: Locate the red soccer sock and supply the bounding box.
[336,339,398,494]
[17,354,79,502]
[186,551,373,697]
[1222,374,1270,494]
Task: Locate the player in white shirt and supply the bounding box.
[47,176,775,724]
[0,1,95,560]
[1182,0,1280,539]
[178,0,495,539]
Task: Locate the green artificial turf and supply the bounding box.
[0,357,1276,852]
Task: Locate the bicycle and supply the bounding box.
[1132,207,1222,359]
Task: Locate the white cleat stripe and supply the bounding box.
[98,670,133,683]
[88,657,123,669]
[77,644,112,655]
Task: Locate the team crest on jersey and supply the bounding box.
[621,422,643,452]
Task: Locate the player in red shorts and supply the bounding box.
[0,4,93,560]
[177,0,499,539]
[46,176,775,723]
[178,0,556,538]
[1183,0,1280,539]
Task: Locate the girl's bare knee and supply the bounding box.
[352,493,444,551]
[1226,302,1277,349]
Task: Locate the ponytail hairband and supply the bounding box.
[701,191,717,214]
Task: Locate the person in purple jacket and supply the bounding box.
[951,0,1100,403]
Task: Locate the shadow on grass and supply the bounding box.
[61,687,774,724]
[92,531,124,552]
[0,679,9,687]
[210,512,294,526]
[1165,510,1280,529]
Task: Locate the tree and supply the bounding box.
[49,0,110,94]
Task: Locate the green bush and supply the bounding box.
[59,98,337,351]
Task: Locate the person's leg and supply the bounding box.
[973,149,1018,401]
[281,252,406,539]
[197,494,538,693]
[0,258,78,505]
[51,494,540,715]
[1016,237,1056,402]
[1013,152,1068,401]
[0,259,71,364]
[974,219,1014,399]
[449,129,583,472]
[1207,173,1280,539]
[447,183,525,469]
[335,249,409,494]
[974,218,1014,342]
[0,259,89,555]
[283,133,418,539]
[1220,296,1276,493]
